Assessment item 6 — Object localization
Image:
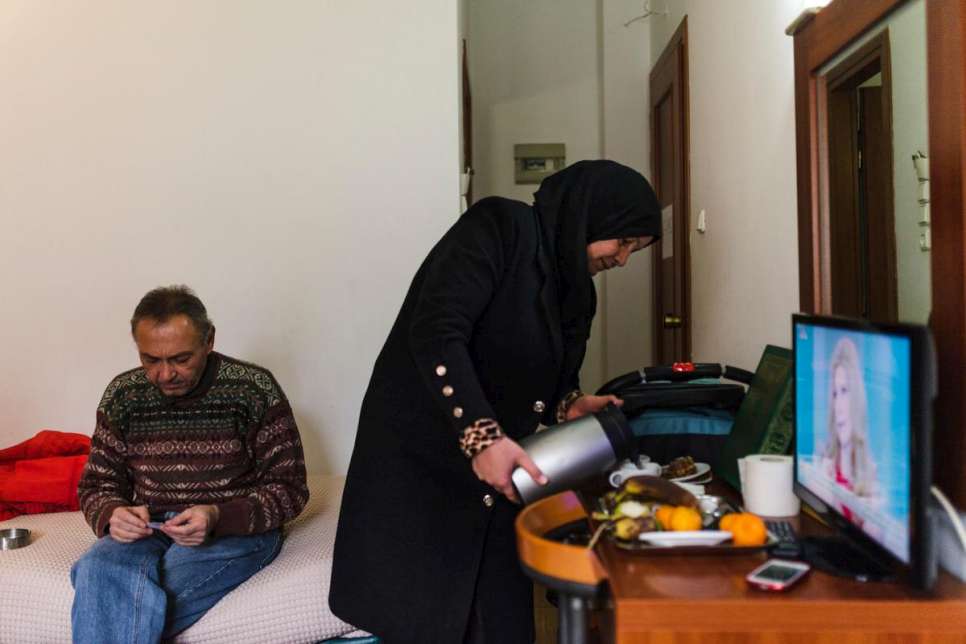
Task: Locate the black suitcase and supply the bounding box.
[595,362,754,465]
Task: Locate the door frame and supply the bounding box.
[823,30,897,320]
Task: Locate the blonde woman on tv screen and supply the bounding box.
[821,337,881,523]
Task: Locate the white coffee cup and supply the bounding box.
[609,460,661,487]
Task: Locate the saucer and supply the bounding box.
[638,530,732,547]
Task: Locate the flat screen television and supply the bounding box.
[792,314,937,590]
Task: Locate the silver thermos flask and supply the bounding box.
[511,404,636,505]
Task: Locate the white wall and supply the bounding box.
[600,1,657,379]
[0,1,459,474]
[651,1,802,371]
[890,1,930,324]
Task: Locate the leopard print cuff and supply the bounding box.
[555,389,584,423]
[459,418,505,459]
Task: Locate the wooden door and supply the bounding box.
[650,18,691,363]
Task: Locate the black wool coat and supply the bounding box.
[329,197,581,644]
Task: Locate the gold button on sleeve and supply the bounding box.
[533,400,546,413]
[453,406,464,418]
[442,385,454,397]
[435,365,447,377]
[483,494,494,507]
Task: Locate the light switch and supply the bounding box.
[697,209,707,233]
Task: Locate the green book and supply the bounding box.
[713,345,794,491]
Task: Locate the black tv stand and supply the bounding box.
[801,536,895,582]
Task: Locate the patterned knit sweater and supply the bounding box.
[78,353,309,538]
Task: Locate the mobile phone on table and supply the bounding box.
[745,559,811,591]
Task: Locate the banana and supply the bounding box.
[616,475,698,508]
[612,516,658,540]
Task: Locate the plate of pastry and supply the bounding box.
[662,456,711,482]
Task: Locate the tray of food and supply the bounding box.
[591,475,776,554]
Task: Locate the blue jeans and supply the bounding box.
[70,528,282,644]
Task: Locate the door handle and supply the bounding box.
[663,314,683,328]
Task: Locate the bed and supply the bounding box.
[0,475,373,643]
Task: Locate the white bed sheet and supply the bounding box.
[0,474,368,643]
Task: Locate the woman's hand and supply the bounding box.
[565,394,623,421]
[471,437,547,504]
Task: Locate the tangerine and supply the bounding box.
[718,512,740,531]
[655,504,675,530]
[730,513,767,546]
[669,506,702,532]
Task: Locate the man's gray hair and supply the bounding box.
[131,285,214,341]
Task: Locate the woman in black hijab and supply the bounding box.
[330,160,661,643]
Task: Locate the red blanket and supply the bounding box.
[0,430,91,521]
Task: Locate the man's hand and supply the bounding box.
[108,505,153,543]
[161,504,220,546]
[471,437,547,504]
[565,394,623,421]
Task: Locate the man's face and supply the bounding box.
[134,314,214,397]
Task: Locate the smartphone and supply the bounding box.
[745,559,811,591]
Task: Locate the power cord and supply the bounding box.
[931,485,966,579]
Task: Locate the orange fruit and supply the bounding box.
[669,506,702,532]
[729,513,767,546]
[655,505,675,530]
[718,513,740,531]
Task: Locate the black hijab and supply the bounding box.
[533,160,662,388]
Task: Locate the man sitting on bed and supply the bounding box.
[71,285,309,644]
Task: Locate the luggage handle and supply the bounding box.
[596,363,754,396]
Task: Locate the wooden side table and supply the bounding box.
[516,490,966,644]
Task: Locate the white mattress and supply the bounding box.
[0,474,369,643]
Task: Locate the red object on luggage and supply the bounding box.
[0,430,91,521]
[671,362,696,372]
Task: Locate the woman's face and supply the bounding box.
[586,236,653,275]
[832,365,853,446]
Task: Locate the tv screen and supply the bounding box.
[792,314,936,588]
[794,320,911,561]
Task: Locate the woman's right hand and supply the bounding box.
[471,437,547,504]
